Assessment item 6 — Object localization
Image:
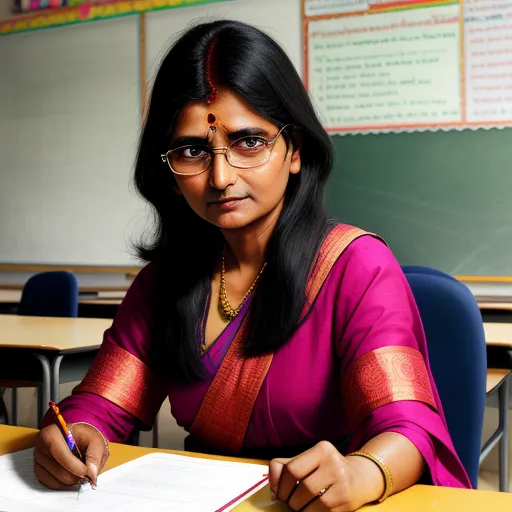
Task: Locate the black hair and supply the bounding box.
[134,20,334,383]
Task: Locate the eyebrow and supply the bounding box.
[170,127,271,148]
[170,135,209,148]
[227,127,271,141]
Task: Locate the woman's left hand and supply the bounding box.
[269,441,383,512]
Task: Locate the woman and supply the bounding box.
[34,20,470,511]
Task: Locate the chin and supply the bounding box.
[205,212,257,230]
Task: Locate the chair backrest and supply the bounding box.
[19,271,79,318]
[402,265,486,488]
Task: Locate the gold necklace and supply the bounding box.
[218,249,266,321]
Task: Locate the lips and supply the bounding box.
[208,196,249,210]
[208,196,247,205]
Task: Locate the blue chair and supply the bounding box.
[402,266,510,491]
[0,271,79,426]
[402,266,487,489]
[19,271,79,318]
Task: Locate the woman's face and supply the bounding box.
[169,88,301,230]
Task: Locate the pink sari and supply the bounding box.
[43,225,470,489]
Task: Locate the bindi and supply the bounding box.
[207,112,217,132]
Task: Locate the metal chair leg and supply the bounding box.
[0,392,8,425]
[152,414,159,448]
[37,386,43,428]
[11,388,17,426]
[498,375,510,492]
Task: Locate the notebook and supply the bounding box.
[0,449,274,512]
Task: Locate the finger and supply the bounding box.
[269,458,289,496]
[72,425,108,485]
[288,469,333,512]
[307,482,348,512]
[276,446,323,503]
[34,460,76,490]
[36,452,82,487]
[39,424,88,478]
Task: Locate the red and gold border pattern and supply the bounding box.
[74,338,168,425]
[342,346,437,428]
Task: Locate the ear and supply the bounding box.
[289,145,301,175]
[173,184,183,196]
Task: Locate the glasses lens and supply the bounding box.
[227,137,272,168]
[169,146,211,174]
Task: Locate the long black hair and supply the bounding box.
[134,20,334,383]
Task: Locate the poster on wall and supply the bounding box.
[12,1,93,14]
[1,0,227,35]
[303,0,512,134]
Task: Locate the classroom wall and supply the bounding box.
[0,0,12,20]
[2,0,511,491]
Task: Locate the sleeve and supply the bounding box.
[41,262,169,443]
[334,236,471,488]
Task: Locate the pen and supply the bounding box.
[48,401,93,486]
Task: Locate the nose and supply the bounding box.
[208,150,238,191]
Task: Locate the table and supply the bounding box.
[479,302,512,324]
[480,303,512,312]
[1,426,511,511]
[0,290,124,319]
[0,315,111,423]
[484,323,512,349]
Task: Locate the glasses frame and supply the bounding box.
[160,124,292,177]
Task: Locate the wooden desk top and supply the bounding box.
[0,314,111,351]
[0,289,124,305]
[479,302,512,312]
[1,426,511,511]
[484,322,512,349]
[486,369,511,393]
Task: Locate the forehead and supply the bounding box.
[173,88,277,134]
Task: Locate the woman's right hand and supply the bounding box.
[34,423,109,489]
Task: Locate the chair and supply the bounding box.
[403,266,510,491]
[402,266,487,489]
[0,271,79,426]
[19,271,79,318]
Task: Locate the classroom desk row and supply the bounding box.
[1,426,511,511]
[1,314,512,427]
[2,287,512,320]
[0,289,125,319]
[0,315,112,421]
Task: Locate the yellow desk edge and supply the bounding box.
[1,426,511,511]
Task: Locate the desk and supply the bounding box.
[1,426,511,511]
[479,302,512,325]
[0,290,124,319]
[480,303,512,312]
[0,315,111,423]
[484,323,512,349]
[0,290,125,304]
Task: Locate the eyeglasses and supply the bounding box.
[160,124,291,176]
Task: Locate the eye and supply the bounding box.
[235,137,265,150]
[178,146,208,158]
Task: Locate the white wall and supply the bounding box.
[0,0,12,20]
[0,15,143,266]
[146,0,301,78]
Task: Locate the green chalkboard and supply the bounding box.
[327,128,512,276]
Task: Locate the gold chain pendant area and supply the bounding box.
[218,249,266,321]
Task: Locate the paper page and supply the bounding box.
[0,449,270,512]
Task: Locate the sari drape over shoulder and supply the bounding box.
[43,225,471,489]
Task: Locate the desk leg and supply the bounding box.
[50,355,64,403]
[498,375,510,493]
[33,354,51,427]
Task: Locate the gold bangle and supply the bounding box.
[348,450,393,503]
